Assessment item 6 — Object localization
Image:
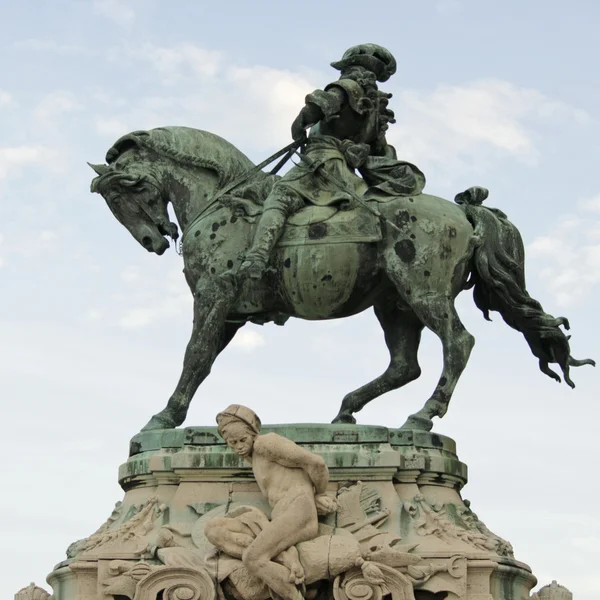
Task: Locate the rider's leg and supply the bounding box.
[239,186,303,279]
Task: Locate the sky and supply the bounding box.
[1,0,599,598]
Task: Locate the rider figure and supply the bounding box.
[238,44,407,280]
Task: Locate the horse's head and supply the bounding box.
[89,162,178,255]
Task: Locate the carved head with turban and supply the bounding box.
[216,405,262,458]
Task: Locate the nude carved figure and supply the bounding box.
[205,405,337,600]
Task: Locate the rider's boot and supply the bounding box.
[238,208,287,280]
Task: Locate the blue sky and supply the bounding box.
[1,1,599,598]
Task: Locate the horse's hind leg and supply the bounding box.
[332,299,424,424]
[401,298,475,431]
[142,279,241,431]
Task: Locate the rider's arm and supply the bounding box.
[256,433,329,494]
[291,86,347,141]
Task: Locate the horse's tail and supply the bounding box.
[456,187,594,387]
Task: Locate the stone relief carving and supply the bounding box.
[102,560,215,600]
[93,408,466,600]
[68,497,166,559]
[456,499,513,557]
[403,494,513,557]
[134,566,215,600]
[66,501,124,558]
[113,480,456,600]
[531,580,573,600]
[14,583,52,600]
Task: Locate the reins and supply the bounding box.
[175,139,303,255]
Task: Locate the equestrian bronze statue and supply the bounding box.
[89,44,594,431]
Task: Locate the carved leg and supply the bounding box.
[205,518,304,584]
[142,282,241,431]
[238,187,303,280]
[333,299,424,424]
[277,546,305,585]
[401,300,474,431]
[242,495,317,600]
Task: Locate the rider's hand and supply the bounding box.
[292,109,312,141]
[291,121,308,143]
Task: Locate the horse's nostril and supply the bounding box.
[141,235,153,249]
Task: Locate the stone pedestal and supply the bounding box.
[44,425,537,600]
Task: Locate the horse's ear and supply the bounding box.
[88,162,110,176]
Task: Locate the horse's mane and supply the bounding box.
[105,126,257,188]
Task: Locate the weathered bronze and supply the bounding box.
[89,44,594,432]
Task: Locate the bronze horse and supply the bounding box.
[89,126,594,431]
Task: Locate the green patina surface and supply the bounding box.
[121,424,467,490]
[90,43,593,436]
[129,424,452,456]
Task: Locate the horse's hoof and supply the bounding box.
[399,414,433,432]
[332,413,357,424]
[141,413,177,431]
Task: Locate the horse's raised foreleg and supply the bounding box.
[141,281,241,431]
[400,300,475,431]
[332,299,424,424]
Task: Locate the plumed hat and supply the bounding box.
[216,404,262,437]
[331,44,397,82]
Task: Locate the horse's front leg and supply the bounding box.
[142,279,241,431]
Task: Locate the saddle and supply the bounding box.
[278,205,382,247]
[218,195,382,247]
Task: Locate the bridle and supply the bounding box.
[115,174,178,244]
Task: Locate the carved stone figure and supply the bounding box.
[14,583,51,600]
[532,581,573,600]
[195,407,457,600]
[89,44,594,433]
[209,404,338,600]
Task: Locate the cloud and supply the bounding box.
[527,201,600,306]
[119,294,191,329]
[93,0,136,26]
[389,79,588,177]
[40,230,58,242]
[90,42,318,151]
[436,0,462,14]
[571,536,600,553]
[34,91,81,126]
[224,65,316,147]
[94,44,587,173]
[12,39,88,55]
[120,265,141,282]
[138,43,223,84]
[95,117,130,138]
[579,193,600,213]
[0,91,13,108]
[0,145,57,181]
[118,265,192,329]
[230,329,266,352]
